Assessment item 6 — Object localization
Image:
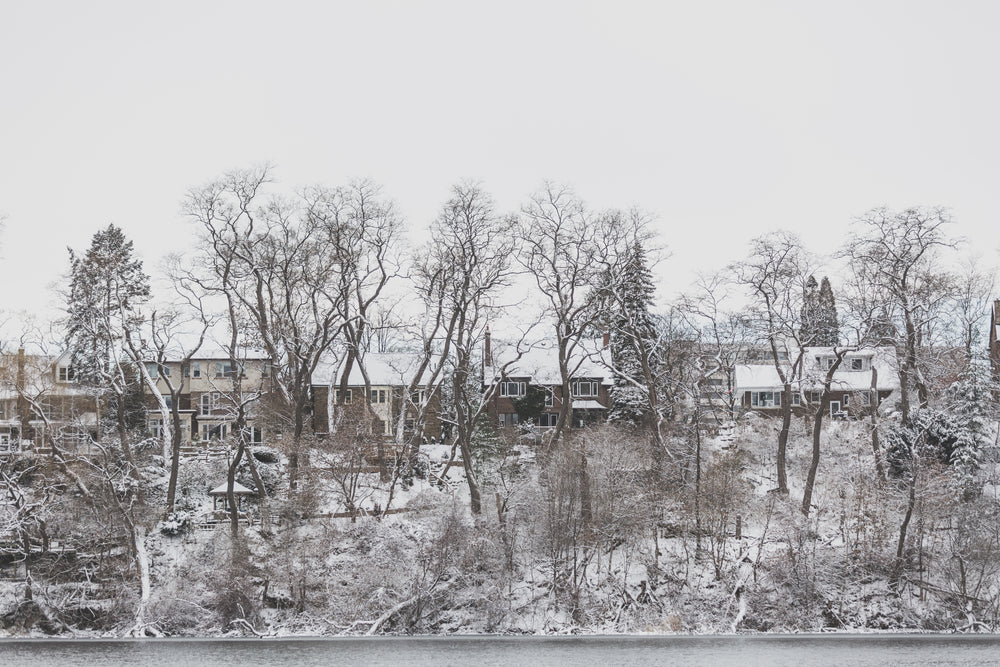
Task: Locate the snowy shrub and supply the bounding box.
[159,511,193,537]
[251,447,280,465]
[884,408,985,492]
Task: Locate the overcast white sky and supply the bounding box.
[2,1,999,323]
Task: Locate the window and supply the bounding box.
[190,362,201,378]
[163,395,173,411]
[149,418,163,438]
[843,394,849,406]
[369,389,387,404]
[861,391,872,406]
[334,389,352,404]
[539,413,557,427]
[411,389,426,405]
[791,392,801,406]
[544,390,553,407]
[146,363,159,379]
[242,426,263,444]
[262,361,271,378]
[851,358,864,371]
[404,418,415,431]
[57,366,75,382]
[750,391,781,408]
[201,423,227,441]
[215,361,235,378]
[499,381,525,398]
[498,413,519,427]
[199,393,217,416]
[572,380,599,397]
[810,391,822,403]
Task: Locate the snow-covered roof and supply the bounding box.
[488,338,613,385]
[735,346,899,392]
[209,481,254,495]
[311,352,437,387]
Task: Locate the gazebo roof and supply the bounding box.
[209,481,254,496]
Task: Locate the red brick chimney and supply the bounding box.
[602,332,610,349]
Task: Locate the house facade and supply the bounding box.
[735,346,898,418]
[311,352,442,443]
[142,350,273,447]
[484,333,613,430]
[0,349,99,454]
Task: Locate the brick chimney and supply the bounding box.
[484,326,492,367]
[602,332,610,349]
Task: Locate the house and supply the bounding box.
[141,349,273,447]
[311,352,442,442]
[0,349,99,454]
[484,332,613,430]
[735,346,898,418]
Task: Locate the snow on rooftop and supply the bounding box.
[311,351,439,387]
[735,346,899,392]
[489,337,613,385]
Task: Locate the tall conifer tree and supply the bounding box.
[607,241,658,424]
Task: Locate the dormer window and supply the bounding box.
[572,380,599,397]
[851,358,864,371]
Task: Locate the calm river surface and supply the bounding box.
[1,634,998,666]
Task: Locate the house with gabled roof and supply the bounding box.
[310,352,442,442]
[735,346,898,418]
[483,331,614,429]
[0,348,99,454]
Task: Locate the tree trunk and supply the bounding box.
[165,404,183,515]
[776,383,791,493]
[870,367,886,482]
[894,458,918,585]
[227,446,244,536]
[802,396,826,516]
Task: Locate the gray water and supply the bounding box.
[1,634,998,666]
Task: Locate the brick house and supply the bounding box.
[484,332,613,430]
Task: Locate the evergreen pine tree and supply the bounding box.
[65,225,151,430]
[800,275,819,343]
[815,276,839,345]
[607,242,658,425]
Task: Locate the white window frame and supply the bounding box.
[199,393,213,416]
[57,366,75,382]
[791,392,801,406]
[861,391,872,406]
[572,380,598,398]
[750,391,781,408]
[851,358,864,371]
[191,362,201,378]
[499,381,525,398]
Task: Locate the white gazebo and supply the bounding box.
[208,481,254,512]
